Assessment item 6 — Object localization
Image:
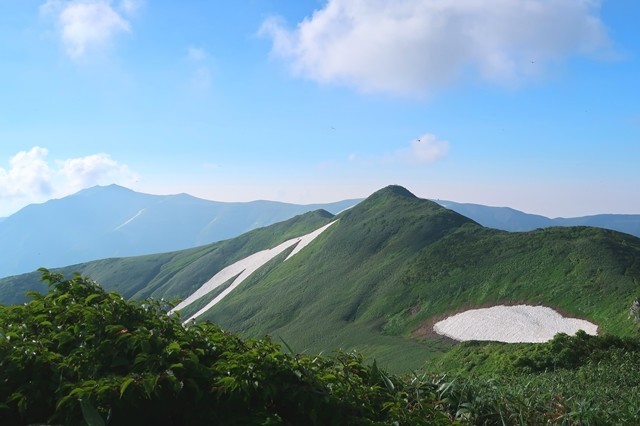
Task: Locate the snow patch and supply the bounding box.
[433,305,598,343]
[171,221,337,321]
[114,209,145,230]
[286,221,335,260]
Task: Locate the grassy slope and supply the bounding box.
[200,186,640,372]
[2,185,639,374]
[199,186,484,370]
[0,210,334,305]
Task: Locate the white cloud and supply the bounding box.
[260,0,610,95]
[0,147,138,216]
[41,0,136,59]
[0,147,53,198]
[391,134,449,164]
[60,153,138,190]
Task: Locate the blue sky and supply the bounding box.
[1,0,638,218]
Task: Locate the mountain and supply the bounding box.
[0,184,359,278]
[2,185,639,372]
[437,200,640,237]
[0,209,335,306]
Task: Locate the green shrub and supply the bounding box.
[0,270,453,425]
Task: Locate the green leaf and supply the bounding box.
[85,293,102,304]
[80,399,106,426]
[278,336,295,354]
[380,370,395,392]
[143,374,159,397]
[119,377,135,398]
[166,342,181,352]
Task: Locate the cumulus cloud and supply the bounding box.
[260,0,610,95]
[390,134,449,164]
[0,147,138,215]
[60,153,138,189]
[41,0,139,59]
[0,147,53,198]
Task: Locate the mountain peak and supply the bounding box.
[76,184,133,196]
[370,185,417,199]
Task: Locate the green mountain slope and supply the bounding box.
[0,210,334,305]
[2,185,639,373]
[198,186,640,371]
[0,184,358,278]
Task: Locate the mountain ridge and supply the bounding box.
[194,188,640,369]
[0,185,359,278]
[4,184,640,280]
[438,199,640,237]
[2,185,639,371]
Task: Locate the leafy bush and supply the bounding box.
[4,269,640,425]
[0,270,452,425]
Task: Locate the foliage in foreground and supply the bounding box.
[433,350,640,425]
[0,270,452,425]
[4,270,640,425]
[428,332,640,424]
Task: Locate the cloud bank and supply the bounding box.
[0,147,137,215]
[41,0,140,58]
[260,0,610,95]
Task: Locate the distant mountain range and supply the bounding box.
[2,184,639,281]
[3,185,639,371]
[437,200,640,236]
[0,185,358,278]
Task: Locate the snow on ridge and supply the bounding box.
[433,305,598,343]
[171,220,337,321]
[114,209,146,231]
[286,221,335,260]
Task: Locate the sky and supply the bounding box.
[0,0,638,218]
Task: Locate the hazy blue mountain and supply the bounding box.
[553,214,640,237]
[0,185,359,278]
[437,200,640,237]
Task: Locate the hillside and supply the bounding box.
[0,184,358,278]
[199,186,640,370]
[0,209,335,306]
[2,185,639,373]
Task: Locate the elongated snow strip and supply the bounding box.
[113,209,146,231]
[171,221,337,321]
[433,305,598,343]
[285,221,335,260]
